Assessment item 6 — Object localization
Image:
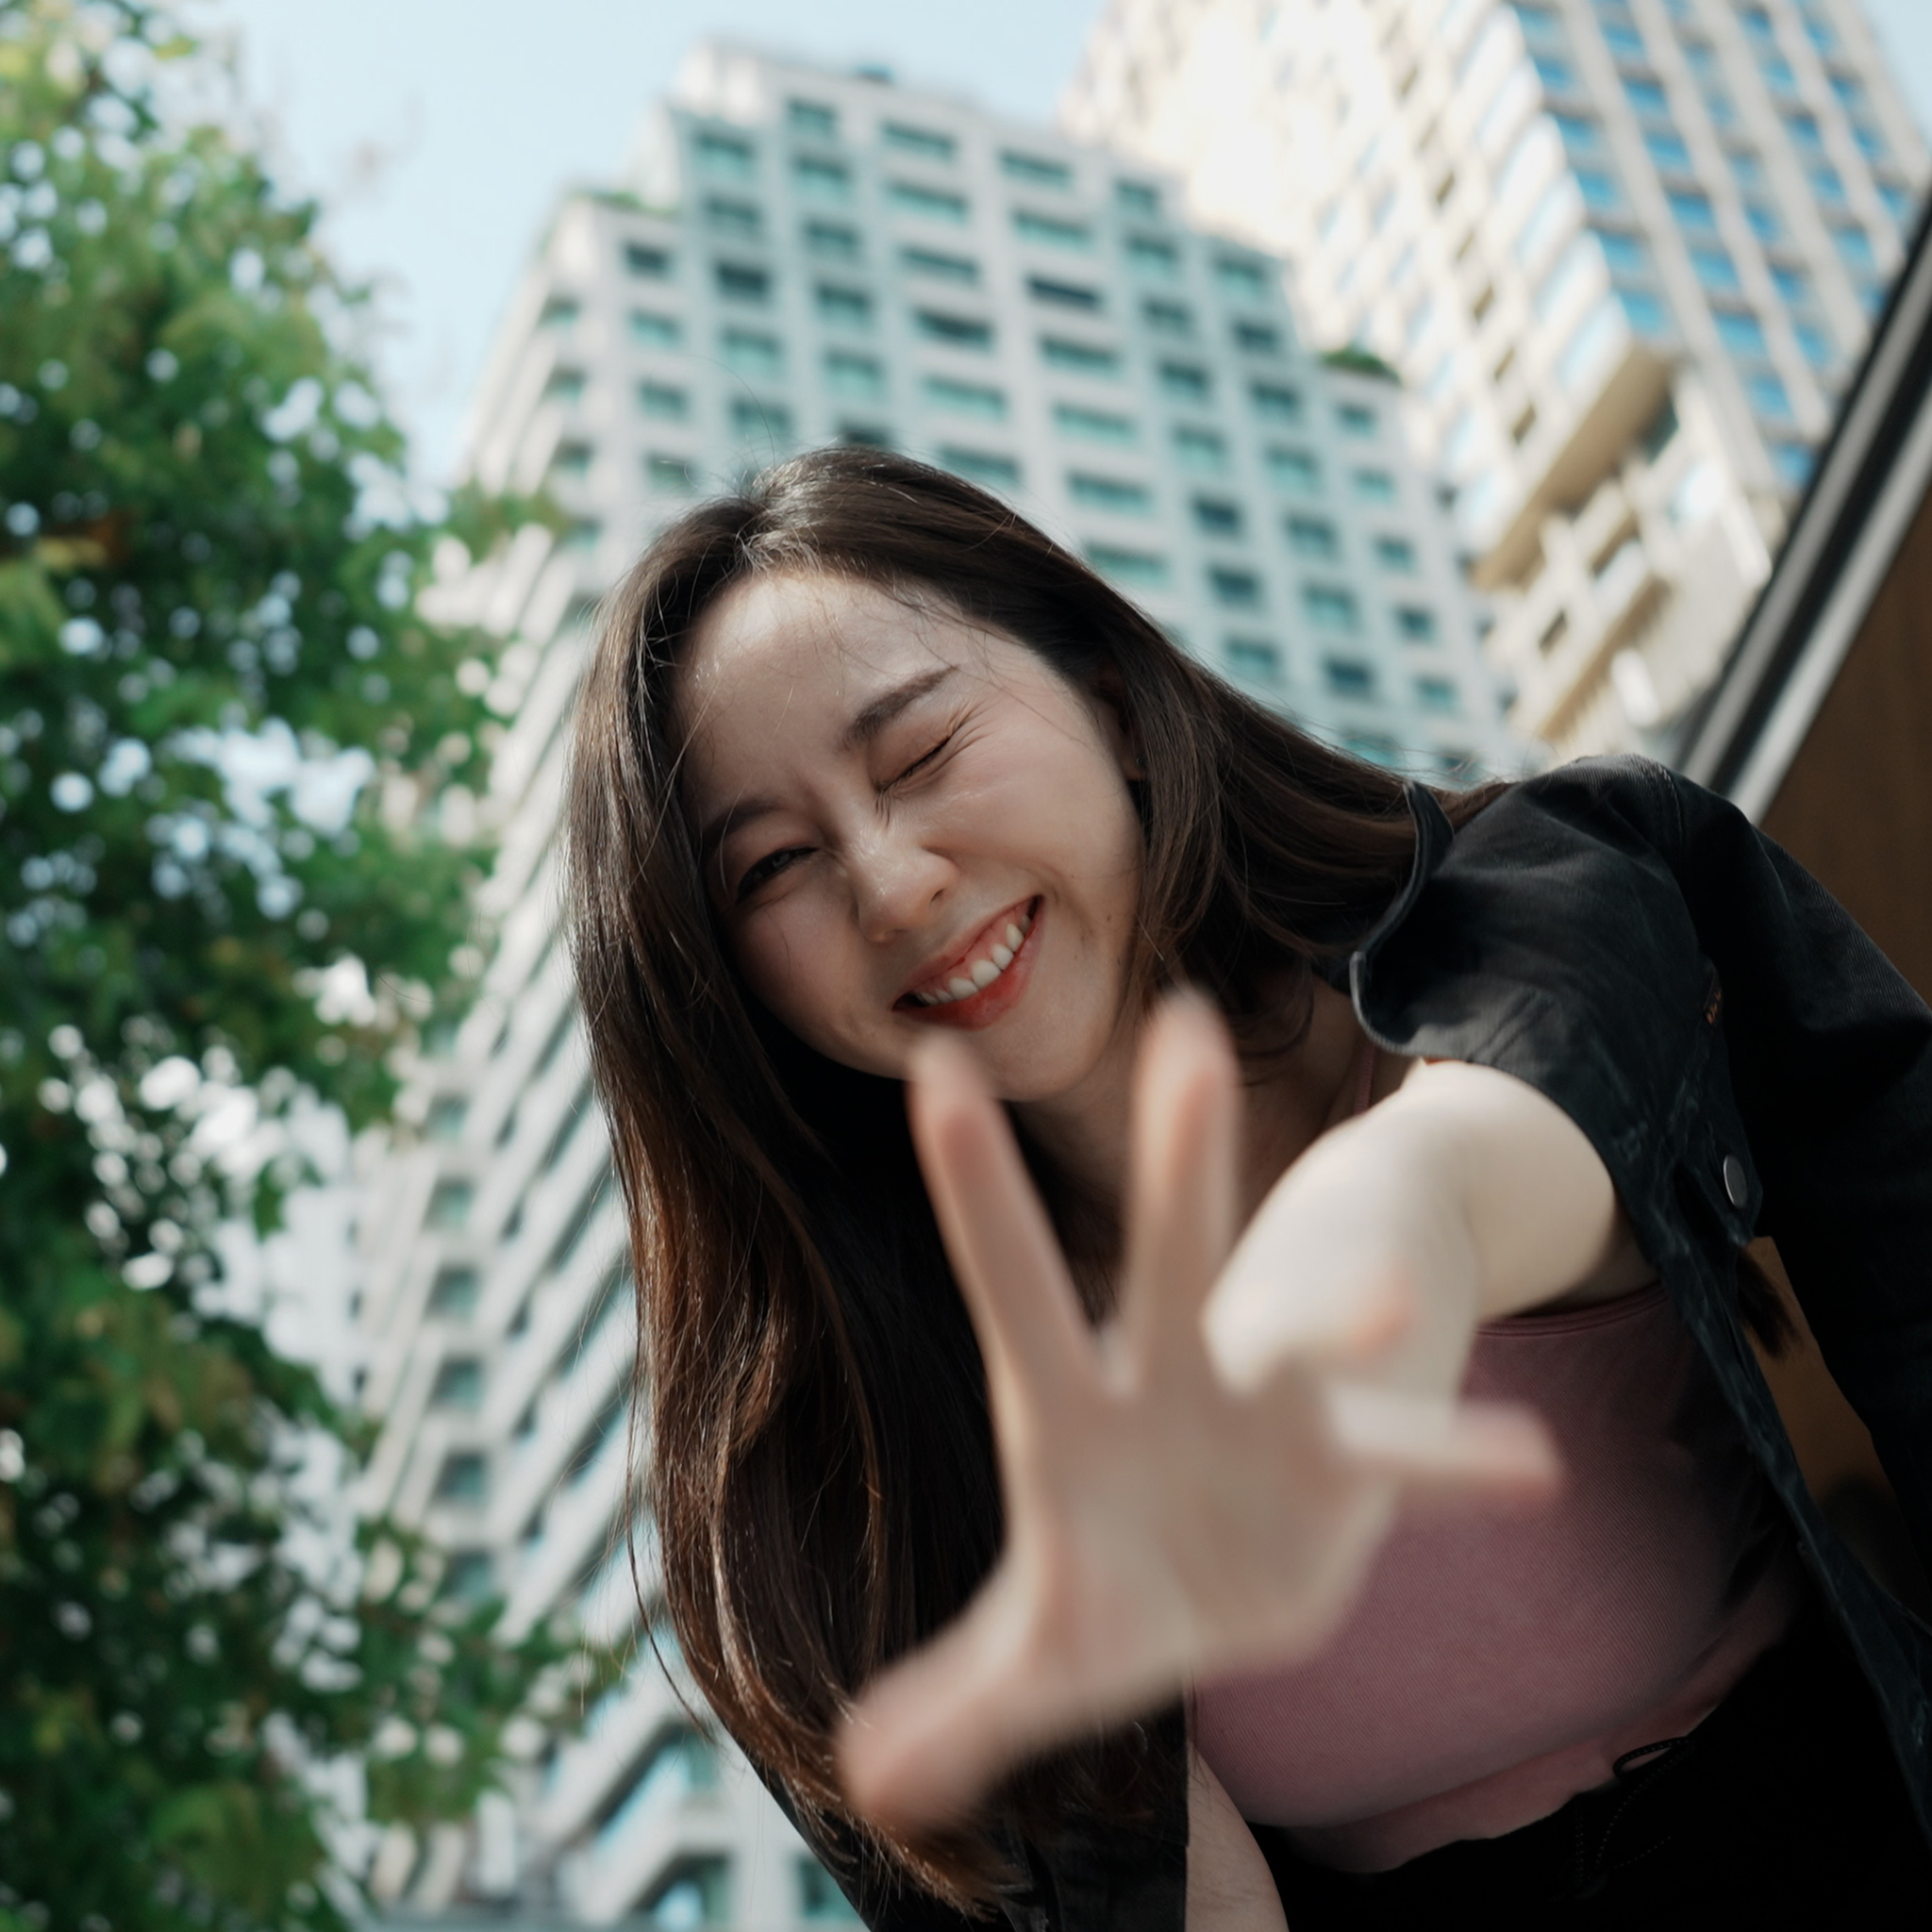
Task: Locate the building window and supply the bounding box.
[1224,638,1281,683]
[1173,425,1227,473]
[1712,308,1768,358]
[646,453,697,494]
[1745,371,1793,421]
[641,1856,732,1931]
[1003,150,1074,189]
[1208,566,1261,608]
[550,441,592,478]
[1087,544,1170,588]
[638,382,688,421]
[1781,109,1824,154]
[1321,656,1376,695]
[804,221,861,262]
[889,180,968,224]
[727,397,791,441]
[1689,245,1740,294]
[1794,321,1835,370]
[1807,163,1846,208]
[1373,535,1417,574]
[1041,337,1119,376]
[1831,224,1876,274]
[816,284,874,327]
[1069,473,1151,514]
[1158,362,1211,403]
[1351,468,1396,504]
[1250,382,1303,424]
[1234,322,1282,355]
[1336,402,1378,438]
[883,123,957,162]
[1192,497,1243,537]
[1306,587,1361,633]
[901,245,978,283]
[1127,235,1181,280]
[1394,605,1439,642]
[721,329,782,379]
[1575,167,1624,212]
[1213,256,1270,300]
[836,422,893,450]
[1285,515,1337,558]
[1744,200,1784,245]
[1666,189,1716,233]
[625,242,673,278]
[442,1552,494,1604]
[1142,298,1192,335]
[1267,447,1320,493]
[704,197,761,239]
[1055,402,1136,443]
[434,1451,488,1503]
[1879,181,1919,229]
[714,261,771,304]
[793,156,852,202]
[1414,675,1460,714]
[1013,208,1091,251]
[431,1357,485,1409]
[1771,439,1816,491]
[915,309,993,350]
[543,369,586,403]
[693,130,755,181]
[1029,275,1102,309]
[538,295,580,329]
[425,1179,473,1230]
[1644,130,1692,175]
[426,1265,480,1319]
[940,447,1020,487]
[825,350,885,399]
[788,99,838,141]
[926,375,1008,419]
[629,309,680,346]
[1117,180,1161,217]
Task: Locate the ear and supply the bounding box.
[1090,661,1147,782]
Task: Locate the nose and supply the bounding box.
[848,824,955,945]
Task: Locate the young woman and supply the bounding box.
[564,448,1932,1928]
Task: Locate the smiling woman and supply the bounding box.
[564,449,1932,1932]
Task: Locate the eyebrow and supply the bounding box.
[696,667,958,863]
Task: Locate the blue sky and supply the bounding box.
[202,0,1932,482]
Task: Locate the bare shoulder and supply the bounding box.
[1187,1748,1287,1932]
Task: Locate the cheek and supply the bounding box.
[730,897,867,1053]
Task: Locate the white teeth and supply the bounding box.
[947,975,977,999]
[1005,922,1024,949]
[991,943,1013,970]
[970,958,999,990]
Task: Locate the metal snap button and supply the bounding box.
[1722,1155,1748,1208]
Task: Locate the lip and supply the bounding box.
[896,897,1042,1031]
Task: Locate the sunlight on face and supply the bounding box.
[674,572,1146,1102]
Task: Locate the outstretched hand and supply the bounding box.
[835,996,1559,1832]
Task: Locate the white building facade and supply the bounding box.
[351,42,1515,1925]
[1065,0,1929,754]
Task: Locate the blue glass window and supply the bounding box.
[1880,182,1920,227]
[1771,263,1813,305]
[1575,168,1624,212]
[1645,131,1692,175]
[1758,55,1798,97]
[1746,201,1784,244]
[1807,163,1845,206]
[1782,111,1824,153]
[1225,639,1282,683]
[1667,189,1717,232]
[1854,124,1890,165]
[1829,75,1869,113]
[1714,308,1769,358]
[1794,322,1835,369]
[1602,25,1644,63]
[1622,76,1668,119]
[1535,55,1579,92]
[1553,112,1603,154]
[1746,370,1793,420]
[1618,288,1671,339]
[1268,447,1320,492]
[1690,244,1740,293]
[1395,606,1439,642]
[1771,440,1815,490]
[1321,653,1375,692]
[1833,224,1876,272]
[1729,148,1767,189]
[1592,226,1650,275]
[1087,545,1169,589]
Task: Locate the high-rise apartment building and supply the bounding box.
[1065,0,1928,754]
[350,42,1511,1923]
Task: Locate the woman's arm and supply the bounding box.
[1207,1057,1641,1405]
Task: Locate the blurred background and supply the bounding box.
[5,2,1932,1928]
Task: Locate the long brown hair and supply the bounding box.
[563,448,1495,1907]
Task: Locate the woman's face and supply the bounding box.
[675,571,1146,1102]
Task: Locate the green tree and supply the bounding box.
[0,4,589,1926]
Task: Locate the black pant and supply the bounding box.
[1250,1607,1932,1929]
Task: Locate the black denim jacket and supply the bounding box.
[846,757,1932,1932]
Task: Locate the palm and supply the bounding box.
[839,999,1552,1830]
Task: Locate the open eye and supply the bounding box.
[735,845,812,903]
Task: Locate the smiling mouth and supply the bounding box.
[899,900,1039,1008]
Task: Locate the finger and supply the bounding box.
[1207,1257,1417,1396]
[1324,1383,1563,1504]
[907,1035,1095,1419]
[1119,992,1241,1371]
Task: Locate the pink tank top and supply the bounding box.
[1191,1050,1803,1874]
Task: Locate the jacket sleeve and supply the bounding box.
[1656,764,1932,1576]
